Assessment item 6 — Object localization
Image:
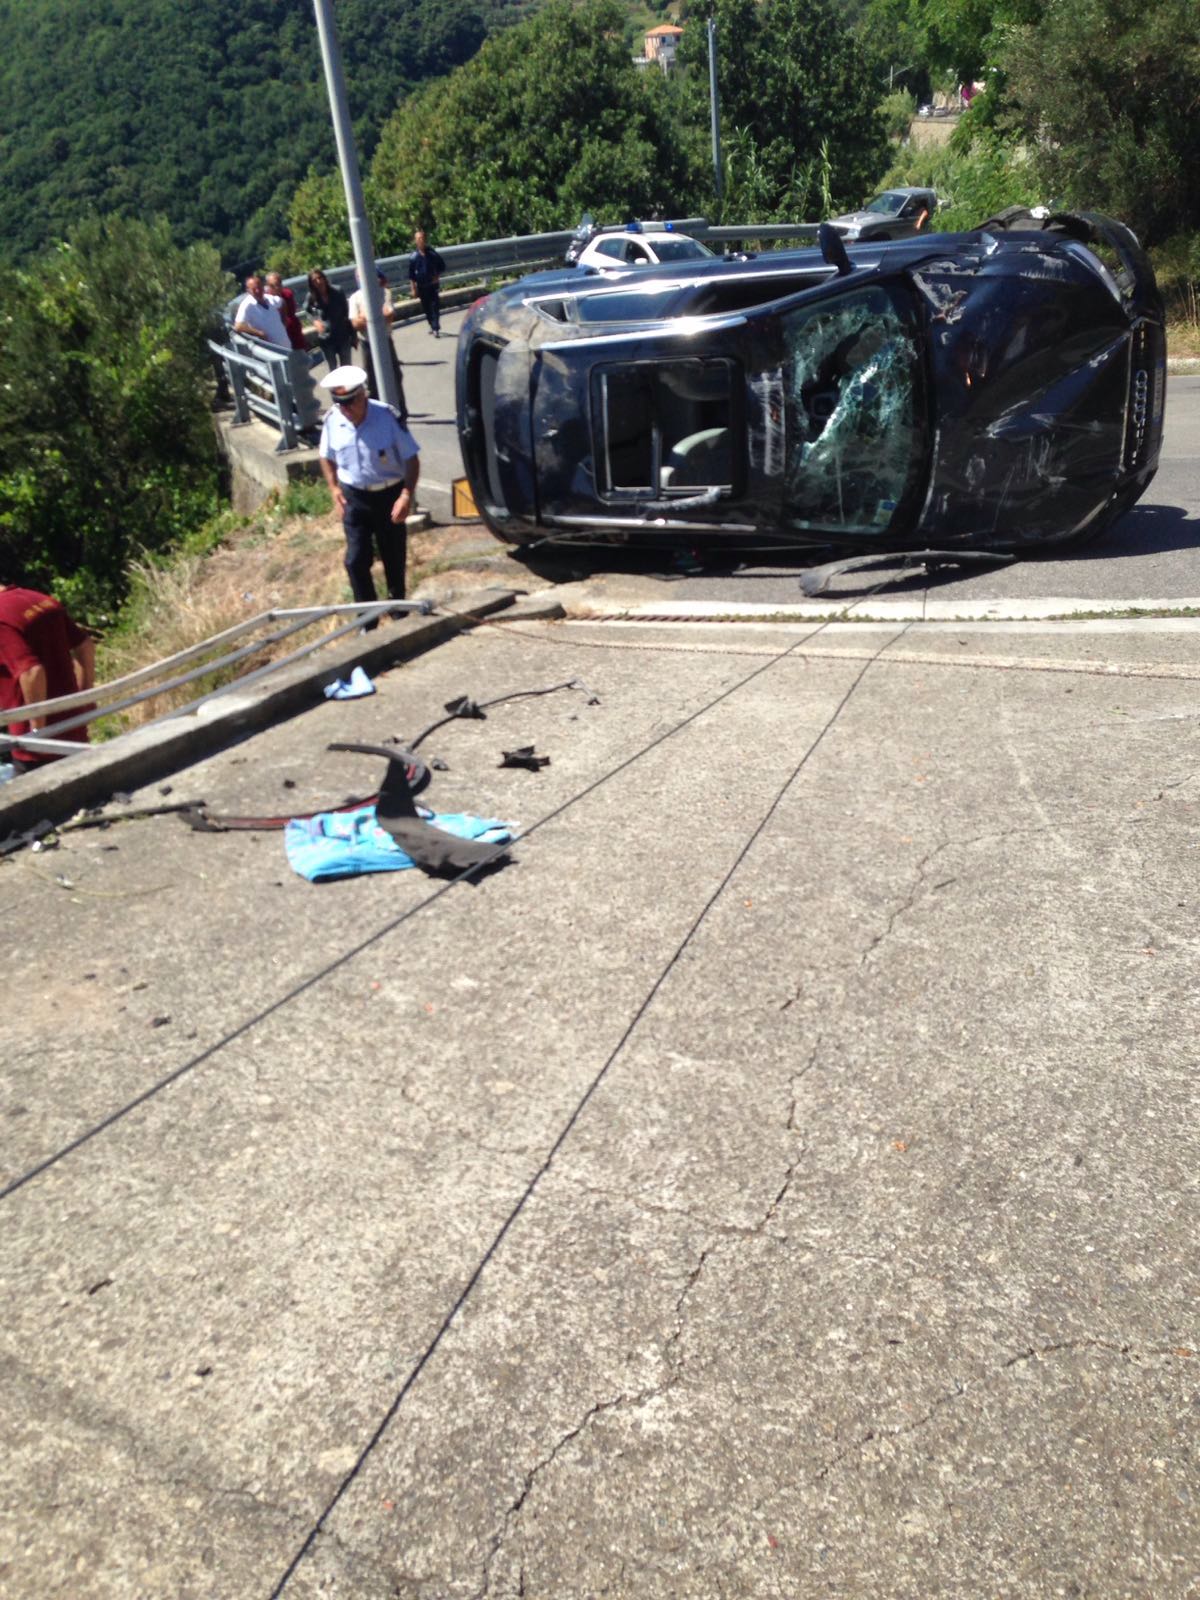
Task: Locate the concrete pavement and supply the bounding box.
[4,609,1200,1596]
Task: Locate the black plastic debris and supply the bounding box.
[799,548,1015,597]
[444,695,486,720]
[500,746,550,771]
[332,743,511,880]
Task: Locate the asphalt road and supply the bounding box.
[393,302,1200,610]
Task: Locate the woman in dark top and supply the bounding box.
[304,269,353,371]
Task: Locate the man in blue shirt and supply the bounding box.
[318,366,421,626]
[408,229,447,338]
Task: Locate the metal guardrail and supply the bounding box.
[210,335,307,450]
[0,601,430,762]
[703,223,821,244]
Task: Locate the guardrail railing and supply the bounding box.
[0,600,431,764]
[210,335,307,450]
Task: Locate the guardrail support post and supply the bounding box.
[227,357,251,425]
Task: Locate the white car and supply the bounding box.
[574,228,714,270]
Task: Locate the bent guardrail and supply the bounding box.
[0,600,431,765]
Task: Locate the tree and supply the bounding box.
[357,0,702,247]
[0,217,232,616]
[675,0,889,219]
[998,0,1200,242]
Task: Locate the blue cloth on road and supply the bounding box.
[285,803,514,882]
[323,665,375,700]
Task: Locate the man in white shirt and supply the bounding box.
[318,365,420,625]
[347,267,407,422]
[233,275,321,434]
[233,275,289,346]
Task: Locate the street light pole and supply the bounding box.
[707,16,723,204]
[311,0,400,413]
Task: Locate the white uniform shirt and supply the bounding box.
[319,399,419,489]
[235,292,288,347]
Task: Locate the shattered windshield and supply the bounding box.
[782,283,923,534]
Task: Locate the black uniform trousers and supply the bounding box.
[417,284,441,334]
[341,482,408,604]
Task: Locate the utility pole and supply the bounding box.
[707,15,723,204]
[311,0,400,413]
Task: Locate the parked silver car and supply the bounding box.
[828,187,937,242]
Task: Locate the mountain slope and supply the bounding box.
[0,0,519,267]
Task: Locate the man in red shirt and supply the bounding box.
[0,584,96,770]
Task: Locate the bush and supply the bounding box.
[0,216,232,620]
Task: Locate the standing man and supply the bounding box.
[408,229,446,338]
[232,274,321,434]
[318,366,420,629]
[233,274,290,347]
[0,581,96,771]
[265,271,308,351]
[348,266,407,421]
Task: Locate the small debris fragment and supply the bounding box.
[500,746,550,771]
[86,1278,113,1296]
[149,1015,172,1028]
[282,778,296,790]
[159,784,173,796]
[444,694,485,719]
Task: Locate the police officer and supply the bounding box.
[317,365,420,628]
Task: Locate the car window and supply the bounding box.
[626,242,651,263]
[595,239,625,260]
[864,192,905,216]
[594,359,737,495]
[781,284,922,534]
[651,238,713,262]
[572,287,682,323]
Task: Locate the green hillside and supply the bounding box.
[0,0,522,269]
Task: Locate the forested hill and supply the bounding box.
[0,0,523,269]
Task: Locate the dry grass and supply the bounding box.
[94,497,494,736]
[1167,291,1200,359]
[96,503,353,733]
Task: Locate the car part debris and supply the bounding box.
[798,548,1015,596]
[443,694,485,719]
[184,756,430,832]
[327,742,512,878]
[499,746,550,771]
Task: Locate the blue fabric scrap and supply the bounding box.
[323,665,375,700]
[285,802,515,882]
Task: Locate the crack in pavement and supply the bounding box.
[813,1334,1198,1485]
[474,1245,715,1598]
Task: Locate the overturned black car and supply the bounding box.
[456,211,1165,556]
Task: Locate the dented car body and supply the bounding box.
[456,212,1165,554]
